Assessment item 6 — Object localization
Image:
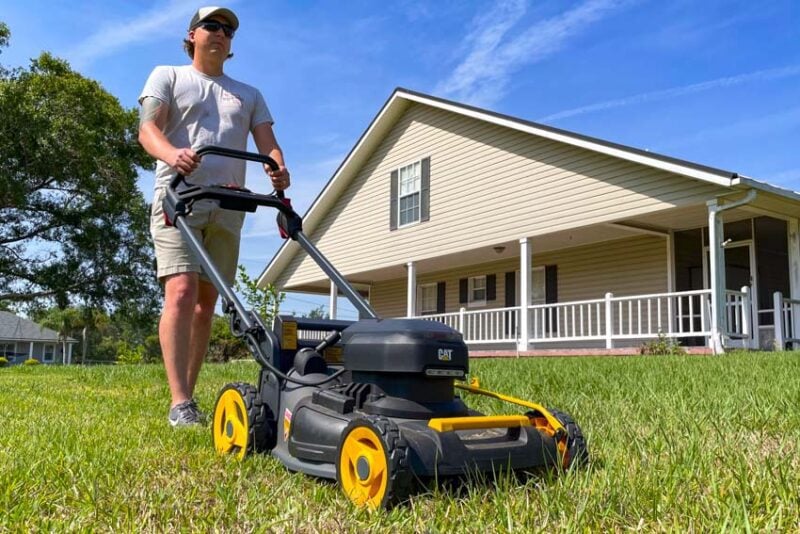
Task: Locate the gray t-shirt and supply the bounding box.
[139,65,273,188]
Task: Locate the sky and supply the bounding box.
[2,0,799,319]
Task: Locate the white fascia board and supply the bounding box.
[399,91,735,187]
[733,176,800,202]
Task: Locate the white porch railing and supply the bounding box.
[418,306,520,344]
[413,288,755,348]
[773,292,800,350]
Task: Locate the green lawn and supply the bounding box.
[2,352,800,532]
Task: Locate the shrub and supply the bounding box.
[23,358,41,366]
[0,356,8,367]
[640,332,686,356]
[116,342,145,365]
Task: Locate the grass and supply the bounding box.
[2,351,800,532]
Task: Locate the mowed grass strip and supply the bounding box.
[2,352,800,532]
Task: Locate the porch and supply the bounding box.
[407,288,799,353]
[302,192,799,355]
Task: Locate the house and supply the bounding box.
[259,88,800,354]
[0,311,78,364]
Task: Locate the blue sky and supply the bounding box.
[2,0,799,318]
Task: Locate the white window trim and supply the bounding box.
[43,343,55,363]
[397,159,422,228]
[468,275,487,308]
[418,283,438,315]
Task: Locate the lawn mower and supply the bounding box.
[164,146,588,509]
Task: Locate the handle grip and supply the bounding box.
[169,145,280,189]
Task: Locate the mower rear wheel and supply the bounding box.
[212,382,272,460]
[336,416,413,509]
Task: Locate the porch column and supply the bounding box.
[329,281,338,320]
[666,231,675,293]
[67,344,73,365]
[29,342,33,360]
[707,199,726,354]
[406,261,416,318]
[789,218,800,341]
[518,238,531,352]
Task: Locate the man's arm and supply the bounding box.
[138,96,199,175]
[252,122,290,190]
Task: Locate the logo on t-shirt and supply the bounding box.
[221,91,242,104]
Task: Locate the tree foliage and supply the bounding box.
[234,264,285,323]
[0,28,158,313]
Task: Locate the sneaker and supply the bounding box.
[188,398,208,424]
[168,400,203,427]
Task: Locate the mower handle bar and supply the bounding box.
[169,145,281,191]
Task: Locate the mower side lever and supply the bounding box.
[315,330,342,353]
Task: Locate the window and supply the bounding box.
[43,344,55,363]
[468,276,486,307]
[532,267,546,305]
[398,161,421,226]
[419,283,438,315]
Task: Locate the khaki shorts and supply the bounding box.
[150,187,245,284]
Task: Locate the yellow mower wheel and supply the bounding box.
[337,416,412,509]
[212,383,272,460]
[527,408,588,470]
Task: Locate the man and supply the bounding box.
[138,6,289,426]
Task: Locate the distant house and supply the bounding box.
[259,88,800,354]
[0,311,78,364]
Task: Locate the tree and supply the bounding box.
[304,305,328,319]
[0,27,158,314]
[207,315,249,362]
[0,23,9,50]
[234,264,285,323]
[35,306,83,364]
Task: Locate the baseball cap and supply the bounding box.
[188,6,239,31]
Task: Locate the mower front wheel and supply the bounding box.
[528,408,589,470]
[212,382,272,460]
[336,416,414,509]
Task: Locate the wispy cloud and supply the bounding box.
[435,0,625,106]
[67,0,228,68]
[539,65,800,123]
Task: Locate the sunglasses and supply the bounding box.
[194,21,235,38]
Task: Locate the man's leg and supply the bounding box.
[160,272,199,407]
[186,279,219,397]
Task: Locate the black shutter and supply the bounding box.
[486,274,496,301]
[505,272,515,307]
[420,157,430,222]
[504,271,516,337]
[459,278,468,304]
[390,170,398,230]
[545,265,558,303]
[436,282,446,313]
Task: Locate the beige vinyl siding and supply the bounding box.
[368,235,667,317]
[278,103,724,288]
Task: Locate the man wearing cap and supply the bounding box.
[138,6,289,426]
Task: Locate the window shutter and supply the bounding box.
[505,271,515,307]
[420,157,430,222]
[486,274,496,301]
[436,282,446,313]
[459,278,468,304]
[545,265,558,303]
[389,170,398,230]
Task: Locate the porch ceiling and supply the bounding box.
[286,202,761,294]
